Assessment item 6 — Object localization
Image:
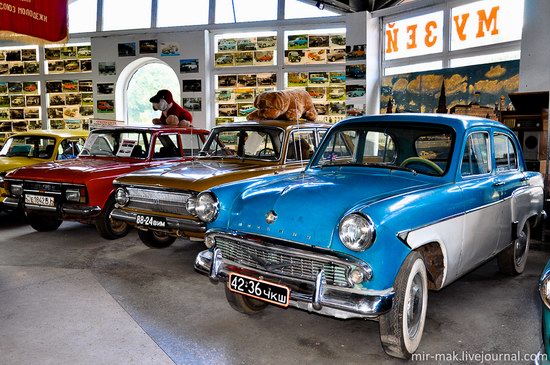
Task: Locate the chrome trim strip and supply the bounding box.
[61,204,101,217]
[2,197,20,209]
[113,183,197,196]
[23,189,63,195]
[110,208,206,233]
[6,179,86,188]
[24,204,57,212]
[313,270,325,310]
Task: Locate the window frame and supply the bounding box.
[460,130,492,178]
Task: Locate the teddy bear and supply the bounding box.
[246,89,318,121]
[150,89,193,127]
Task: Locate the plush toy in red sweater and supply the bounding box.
[150,89,193,127]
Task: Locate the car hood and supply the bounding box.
[6,158,144,184]
[115,159,285,192]
[0,157,48,174]
[223,169,434,249]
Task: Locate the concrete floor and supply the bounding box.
[0,212,548,365]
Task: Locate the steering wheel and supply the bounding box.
[400,157,444,175]
[256,147,275,157]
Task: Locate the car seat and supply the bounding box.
[130,145,144,158]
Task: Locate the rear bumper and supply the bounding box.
[195,248,394,320]
[111,208,206,235]
[3,197,101,218]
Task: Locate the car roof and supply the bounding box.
[91,125,209,134]
[214,119,331,130]
[338,113,507,132]
[10,129,89,139]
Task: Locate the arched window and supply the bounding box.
[125,61,180,125]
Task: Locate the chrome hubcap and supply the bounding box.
[514,228,528,265]
[406,273,423,339]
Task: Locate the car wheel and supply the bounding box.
[379,251,428,359]
[224,286,268,315]
[497,222,530,275]
[27,213,62,232]
[138,229,176,249]
[95,197,129,240]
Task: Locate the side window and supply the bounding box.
[494,133,518,172]
[181,134,204,156]
[322,130,357,161]
[154,134,181,159]
[287,130,316,161]
[58,138,85,160]
[461,132,490,176]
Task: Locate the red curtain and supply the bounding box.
[0,0,68,44]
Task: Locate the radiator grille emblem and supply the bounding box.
[265,210,277,224]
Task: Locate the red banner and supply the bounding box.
[0,0,68,44]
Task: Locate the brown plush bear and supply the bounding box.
[247,89,318,121]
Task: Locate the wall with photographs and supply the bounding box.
[91,30,208,129]
[380,60,520,119]
[0,44,92,144]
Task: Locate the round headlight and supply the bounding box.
[195,192,219,223]
[540,274,550,309]
[115,187,129,207]
[338,213,375,251]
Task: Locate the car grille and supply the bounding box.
[126,187,192,215]
[23,182,62,194]
[216,236,351,287]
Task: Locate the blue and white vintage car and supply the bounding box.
[192,114,545,359]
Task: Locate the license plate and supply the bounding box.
[136,214,167,228]
[24,194,55,207]
[228,273,290,308]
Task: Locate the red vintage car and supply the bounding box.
[3,125,208,239]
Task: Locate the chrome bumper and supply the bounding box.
[111,208,206,233]
[195,248,394,319]
[3,197,101,218]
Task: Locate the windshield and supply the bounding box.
[0,136,57,159]
[312,123,454,176]
[200,126,284,161]
[80,130,152,158]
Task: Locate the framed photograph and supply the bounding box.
[118,43,136,57]
[79,80,93,92]
[346,104,366,117]
[214,53,234,67]
[346,84,366,98]
[46,81,62,94]
[22,82,38,94]
[346,44,366,60]
[49,119,65,129]
[288,35,309,49]
[28,120,42,130]
[329,101,346,115]
[97,83,114,94]
[257,36,276,50]
[47,107,64,119]
[182,97,201,112]
[306,87,326,100]
[97,100,115,113]
[346,64,366,80]
[9,62,24,75]
[182,79,201,92]
[0,82,6,93]
[45,48,61,60]
[0,108,8,120]
[285,50,305,65]
[306,49,327,64]
[139,40,158,54]
[26,95,41,106]
[238,103,256,117]
[313,103,329,116]
[217,75,237,88]
[98,62,116,76]
[326,48,346,63]
[308,72,329,85]
[47,60,65,74]
[180,59,199,73]
[24,61,40,74]
[329,71,346,85]
[61,46,77,59]
[160,42,180,56]
[0,63,8,75]
[0,96,10,107]
[79,106,94,116]
[327,87,346,101]
[237,38,256,51]
[12,120,28,132]
[309,35,329,48]
[63,106,80,119]
[80,59,92,72]
[237,74,257,87]
[218,103,237,117]
[8,82,23,93]
[256,87,275,94]
[0,51,5,61]
[66,119,83,129]
[235,89,254,103]
[81,93,93,105]
[0,121,12,132]
[24,107,40,119]
[64,60,80,72]
[257,73,276,86]
[5,50,21,61]
[329,34,346,47]
[287,72,308,87]
[10,108,24,120]
[66,93,82,105]
[21,49,37,61]
[254,51,273,65]
[215,117,233,126]
[216,90,233,102]
[77,46,92,58]
[49,94,66,106]
[218,39,236,52]
[62,80,79,93]
[10,95,26,107]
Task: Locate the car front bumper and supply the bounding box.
[110,208,206,235]
[3,197,101,219]
[195,248,394,320]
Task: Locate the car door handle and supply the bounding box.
[493,181,505,187]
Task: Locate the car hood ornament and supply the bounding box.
[265,210,277,224]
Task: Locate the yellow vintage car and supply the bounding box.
[111,120,329,248]
[0,130,88,209]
